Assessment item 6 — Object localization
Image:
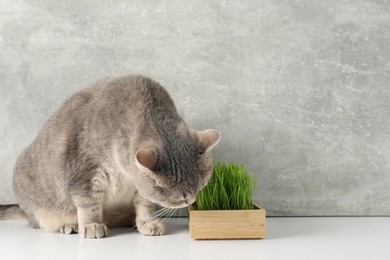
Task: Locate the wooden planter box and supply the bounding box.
[188,203,266,240]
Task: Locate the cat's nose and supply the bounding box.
[185,197,196,205]
[184,193,196,205]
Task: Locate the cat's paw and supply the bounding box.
[136,219,165,236]
[59,223,79,234]
[80,223,109,239]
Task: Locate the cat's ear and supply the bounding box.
[198,129,221,153]
[135,148,158,173]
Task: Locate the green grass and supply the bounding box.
[194,162,255,210]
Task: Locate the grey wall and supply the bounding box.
[1,0,389,216]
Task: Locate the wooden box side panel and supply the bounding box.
[188,206,266,240]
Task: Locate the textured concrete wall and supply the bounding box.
[1,0,389,215]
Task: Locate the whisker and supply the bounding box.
[131,207,172,231]
[160,209,172,223]
[151,207,169,215]
[159,209,170,224]
[151,207,172,219]
[130,206,181,233]
[177,207,183,224]
[130,224,137,231]
[161,208,178,225]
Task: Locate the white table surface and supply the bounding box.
[0,217,389,260]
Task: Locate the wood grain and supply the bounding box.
[188,203,266,240]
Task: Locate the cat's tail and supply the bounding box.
[0,204,27,220]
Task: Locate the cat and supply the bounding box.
[0,75,220,238]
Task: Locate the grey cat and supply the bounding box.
[0,75,220,238]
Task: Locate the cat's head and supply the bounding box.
[133,129,221,208]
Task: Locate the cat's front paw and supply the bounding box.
[80,223,109,239]
[59,223,79,234]
[136,219,165,236]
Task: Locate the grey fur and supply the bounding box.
[0,75,220,238]
[0,205,27,220]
